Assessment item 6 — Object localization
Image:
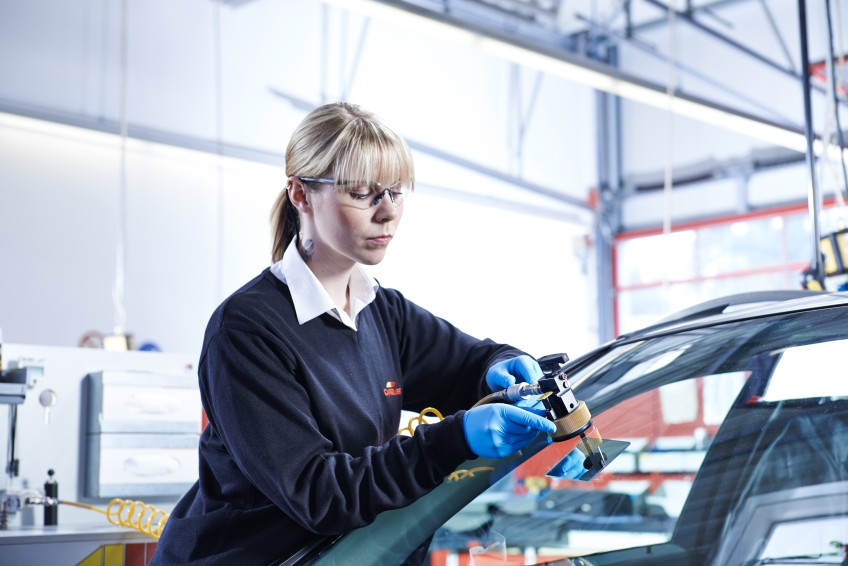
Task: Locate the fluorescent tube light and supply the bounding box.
[0,111,286,181]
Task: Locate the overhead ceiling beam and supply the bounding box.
[633,0,841,107]
[573,12,794,125]
[641,0,797,79]
[325,0,824,156]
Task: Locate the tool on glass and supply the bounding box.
[475,353,629,481]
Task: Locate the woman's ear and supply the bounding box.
[287,177,312,213]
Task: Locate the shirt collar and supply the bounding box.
[270,238,378,330]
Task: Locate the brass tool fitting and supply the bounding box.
[551,400,592,442]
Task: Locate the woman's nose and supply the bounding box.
[373,193,401,221]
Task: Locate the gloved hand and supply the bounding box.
[547,448,586,480]
[515,395,547,416]
[485,355,543,393]
[463,404,556,459]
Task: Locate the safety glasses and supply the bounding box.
[297,177,408,209]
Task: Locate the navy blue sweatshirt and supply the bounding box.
[150,269,520,565]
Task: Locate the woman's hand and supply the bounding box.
[485,355,543,392]
[463,404,556,459]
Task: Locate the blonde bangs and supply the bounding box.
[328,121,415,190]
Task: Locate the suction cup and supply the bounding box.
[546,439,630,482]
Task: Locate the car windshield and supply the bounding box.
[308,302,848,566]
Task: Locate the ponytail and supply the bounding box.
[270,186,299,263]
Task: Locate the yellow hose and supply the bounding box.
[60,498,170,539]
[398,407,444,436]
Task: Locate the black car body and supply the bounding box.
[287,290,848,566]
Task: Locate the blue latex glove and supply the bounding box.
[463,404,556,459]
[547,448,586,480]
[515,395,547,416]
[485,355,543,393]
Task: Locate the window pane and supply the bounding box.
[785,211,816,265]
[758,517,846,561]
[617,284,703,334]
[618,271,797,335]
[697,217,785,276]
[616,231,697,286]
[616,211,811,334]
[699,271,791,297]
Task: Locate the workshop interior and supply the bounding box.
[1,0,848,565]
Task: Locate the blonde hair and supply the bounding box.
[270,102,415,262]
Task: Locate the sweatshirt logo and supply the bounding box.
[383,381,402,396]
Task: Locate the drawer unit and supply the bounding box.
[85,371,201,498]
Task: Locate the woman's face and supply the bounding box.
[298,180,405,269]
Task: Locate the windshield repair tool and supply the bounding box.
[474,353,629,481]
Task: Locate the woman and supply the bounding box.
[151,102,555,565]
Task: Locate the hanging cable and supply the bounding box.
[214,0,225,302]
[820,42,842,207]
[508,64,521,176]
[820,32,844,209]
[822,79,846,208]
[321,4,329,104]
[836,0,848,210]
[834,0,846,91]
[662,0,678,290]
[113,0,129,337]
[663,0,677,237]
[825,0,848,207]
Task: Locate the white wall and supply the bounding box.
[0,0,599,198]
[0,111,595,360]
[0,0,601,360]
[376,185,595,358]
[0,114,244,354]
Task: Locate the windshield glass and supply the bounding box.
[422,305,848,565]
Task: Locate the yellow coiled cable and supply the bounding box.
[398,407,444,436]
[60,498,170,539]
[447,467,495,482]
[57,407,468,535]
[399,408,495,483]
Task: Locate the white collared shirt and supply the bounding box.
[270,239,379,330]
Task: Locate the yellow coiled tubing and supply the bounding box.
[447,467,495,482]
[60,498,170,539]
[399,408,494,483]
[57,406,461,537]
[398,407,444,436]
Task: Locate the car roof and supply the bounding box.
[618,290,848,341]
[561,290,848,375]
